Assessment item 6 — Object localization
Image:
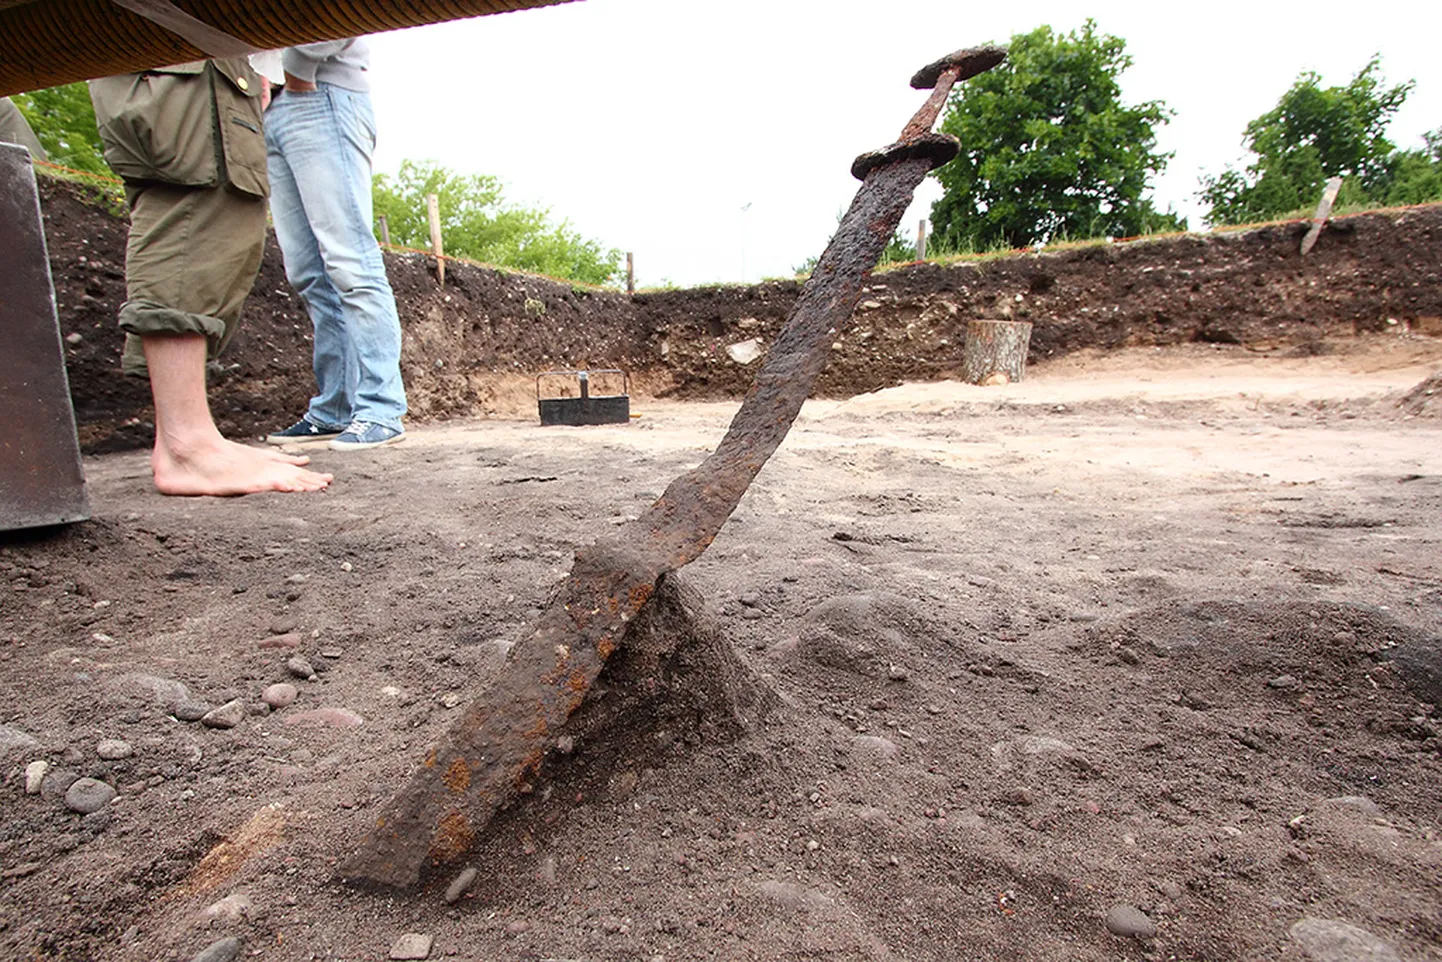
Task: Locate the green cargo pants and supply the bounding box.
[88,58,268,377]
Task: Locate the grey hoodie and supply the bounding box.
[282,38,370,92]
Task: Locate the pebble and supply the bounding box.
[201,700,246,729]
[188,936,242,962]
[262,683,298,708]
[0,724,40,757]
[282,708,364,729]
[1324,795,1382,815]
[1104,904,1156,938]
[40,768,80,802]
[504,920,531,936]
[258,632,301,650]
[64,777,117,814]
[444,866,478,904]
[65,332,83,345]
[25,760,49,794]
[171,699,211,721]
[1268,674,1298,690]
[389,932,433,960]
[82,809,113,833]
[1290,917,1400,961]
[97,739,134,760]
[286,656,316,680]
[202,892,253,920]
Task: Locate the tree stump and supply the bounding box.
[962,319,1033,385]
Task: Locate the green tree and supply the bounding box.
[1375,127,1442,207]
[12,82,109,176]
[929,21,1182,252]
[1200,57,1415,225]
[372,160,621,285]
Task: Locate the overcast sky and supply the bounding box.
[365,0,1441,288]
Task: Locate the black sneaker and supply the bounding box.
[266,418,345,445]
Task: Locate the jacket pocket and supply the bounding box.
[91,62,219,188]
[211,58,268,198]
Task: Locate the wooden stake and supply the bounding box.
[1300,176,1343,256]
[626,252,634,295]
[426,193,444,287]
[377,214,391,247]
[916,218,927,261]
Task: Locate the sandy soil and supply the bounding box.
[2,345,1440,962]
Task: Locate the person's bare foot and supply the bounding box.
[152,437,333,496]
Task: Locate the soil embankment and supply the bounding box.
[37,178,1442,449]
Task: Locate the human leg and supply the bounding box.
[265,113,354,430]
[264,84,406,433]
[123,183,330,494]
[144,333,332,495]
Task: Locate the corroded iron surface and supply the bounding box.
[340,44,1006,890]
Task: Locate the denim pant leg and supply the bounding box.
[266,129,354,429]
[264,84,407,431]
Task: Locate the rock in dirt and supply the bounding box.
[82,809,112,833]
[389,932,433,960]
[1290,917,1401,961]
[64,777,116,814]
[258,632,301,649]
[286,656,316,680]
[96,738,133,760]
[261,683,298,708]
[444,867,478,904]
[201,700,245,729]
[188,936,242,962]
[1323,795,1382,815]
[40,768,80,802]
[0,724,39,756]
[1104,904,1156,938]
[282,708,363,729]
[173,701,212,722]
[25,759,49,794]
[201,892,254,920]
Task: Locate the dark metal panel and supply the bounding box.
[0,143,91,530]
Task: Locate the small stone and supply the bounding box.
[319,647,343,659]
[25,760,49,794]
[886,664,909,682]
[0,723,39,756]
[65,332,83,345]
[188,937,242,962]
[262,683,298,708]
[444,866,478,904]
[200,700,245,729]
[1290,917,1400,961]
[97,739,134,760]
[389,932,433,960]
[286,656,316,680]
[1324,795,1382,815]
[82,809,113,833]
[258,632,301,650]
[64,777,117,814]
[173,701,212,722]
[1104,904,1156,939]
[504,920,531,936]
[282,708,364,729]
[40,768,80,802]
[202,892,253,920]
[1156,880,1183,900]
[1268,674,1298,690]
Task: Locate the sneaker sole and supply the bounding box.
[265,432,342,445]
[328,434,406,452]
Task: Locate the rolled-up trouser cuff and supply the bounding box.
[118,299,229,377]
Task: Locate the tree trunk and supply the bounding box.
[962,319,1033,385]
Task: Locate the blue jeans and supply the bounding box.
[265,83,406,431]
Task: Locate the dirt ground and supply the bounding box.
[3,336,1441,962]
